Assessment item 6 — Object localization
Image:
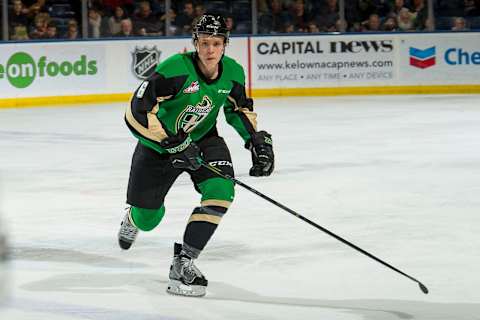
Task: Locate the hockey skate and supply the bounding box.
[166,243,208,297]
[117,208,138,250]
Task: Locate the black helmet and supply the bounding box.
[193,14,229,44]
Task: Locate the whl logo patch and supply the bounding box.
[183,81,200,94]
[132,46,161,80]
[409,47,436,69]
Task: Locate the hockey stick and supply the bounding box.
[198,159,429,294]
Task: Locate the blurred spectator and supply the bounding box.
[371,0,391,16]
[160,8,177,35]
[115,18,134,37]
[132,1,163,36]
[6,0,480,39]
[90,0,104,10]
[397,7,415,31]
[257,0,268,14]
[225,15,236,33]
[46,21,58,39]
[194,3,206,19]
[191,3,206,33]
[464,0,480,16]
[287,0,313,32]
[316,0,339,31]
[307,20,320,32]
[26,3,42,25]
[258,0,289,34]
[334,18,347,32]
[11,25,30,40]
[65,19,80,39]
[349,21,363,32]
[149,0,166,15]
[382,16,398,31]
[29,12,50,39]
[102,0,134,16]
[283,20,295,32]
[280,0,300,10]
[362,13,381,31]
[258,0,290,14]
[411,0,428,30]
[357,0,376,22]
[344,0,361,27]
[451,16,469,30]
[174,1,195,35]
[22,0,45,16]
[108,6,128,36]
[9,0,29,29]
[422,17,434,31]
[388,0,409,18]
[88,7,103,38]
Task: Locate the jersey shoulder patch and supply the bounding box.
[136,81,149,98]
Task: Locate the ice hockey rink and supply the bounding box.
[0,94,479,320]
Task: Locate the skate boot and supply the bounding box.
[118,208,138,250]
[166,243,208,297]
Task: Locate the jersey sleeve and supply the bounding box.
[223,61,258,143]
[125,70,187,153]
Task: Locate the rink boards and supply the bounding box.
[0,32,479,107]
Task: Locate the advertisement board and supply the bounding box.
[397,33,480,85]
[251,34,396,88]
[0,37,248,102]
[124,37,248,90]
[0,42,106,98]
[0,33,478,106]
[124,38,192,91]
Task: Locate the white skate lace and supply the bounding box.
[180,257,203,280]
[119,215,138,241]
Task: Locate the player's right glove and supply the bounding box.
[246,130,274,177]
[160,129,202,171]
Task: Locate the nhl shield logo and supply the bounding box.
[132,46,161,80]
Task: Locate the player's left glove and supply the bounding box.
[246,130,274,177]
[160,129,202,171]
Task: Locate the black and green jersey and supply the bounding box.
[125,51,258,154]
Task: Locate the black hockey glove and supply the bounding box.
[246,131,274,177]
[160,130,202,171]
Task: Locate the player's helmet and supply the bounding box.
[193,14,229,44]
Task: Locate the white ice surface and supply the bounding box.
[0,95,480,319]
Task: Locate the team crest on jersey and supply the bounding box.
[183,81,200,94]
[176,95,213,132]
[131,46,161,80]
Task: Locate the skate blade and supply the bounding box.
[118,238,133,250]
[166,280,206,297]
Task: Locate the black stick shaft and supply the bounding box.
[199,160,428,294]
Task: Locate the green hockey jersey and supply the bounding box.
[125,51,257,154]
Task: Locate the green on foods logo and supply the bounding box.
[0,52,97,89]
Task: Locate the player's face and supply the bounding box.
[195,34,225,70]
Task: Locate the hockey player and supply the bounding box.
[118,14,274,297]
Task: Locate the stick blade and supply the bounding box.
[419,282,429,294]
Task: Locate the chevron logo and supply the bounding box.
[409,47,436,69]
